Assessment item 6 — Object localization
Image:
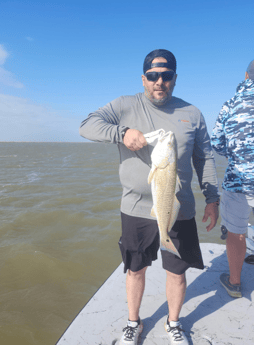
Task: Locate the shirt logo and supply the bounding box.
[178,119,189,123]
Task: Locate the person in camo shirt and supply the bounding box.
[211,60,254,298]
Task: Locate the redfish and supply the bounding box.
[145,129,181,258]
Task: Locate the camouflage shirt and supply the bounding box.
[211,79,254,195]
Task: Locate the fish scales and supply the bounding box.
[145,129,181,258]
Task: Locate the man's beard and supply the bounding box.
[144,87,170,106]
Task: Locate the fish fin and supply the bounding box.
[175,174,182,193]
[148,166,157,184]
[150,206,156,218]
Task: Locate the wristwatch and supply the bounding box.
[122,127,130,140]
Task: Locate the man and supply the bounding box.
[211,60,254,298]
[80,49,219,345]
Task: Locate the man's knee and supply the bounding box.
[228,231,246,241]
[127,266,147,278]
[166,271,186,285]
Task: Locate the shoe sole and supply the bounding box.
[220,279,242,298]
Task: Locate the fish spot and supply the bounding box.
[166,239,169,242]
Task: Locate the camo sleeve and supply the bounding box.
[210,79,254,195]
[210,103,229,157]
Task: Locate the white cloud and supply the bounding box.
[0,67,24,88]
[0,44,24,88]
[25,37,34,41]
[0,94,80,142]
[0,44,9,65]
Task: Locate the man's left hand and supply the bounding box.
[202,202,219,232]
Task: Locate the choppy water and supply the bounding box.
[0,142,253,345]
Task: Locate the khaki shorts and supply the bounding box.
[221,189,254,235]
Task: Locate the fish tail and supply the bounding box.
[160,237,181,258]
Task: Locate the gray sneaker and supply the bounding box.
[220,273,242,298]
[164,317,189,344]
[120,319,143,345]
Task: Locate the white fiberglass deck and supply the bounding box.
[56,243,254,345]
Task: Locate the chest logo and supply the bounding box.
[178,119,189,123]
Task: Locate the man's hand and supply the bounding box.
[123,129,147,151]
[202,202,219,232]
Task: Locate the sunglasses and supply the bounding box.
[145,70,175,82]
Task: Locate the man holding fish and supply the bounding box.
[79,49,219,345]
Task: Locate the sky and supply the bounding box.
[0,0,254,142]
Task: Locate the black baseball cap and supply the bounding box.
[143,49,177,74]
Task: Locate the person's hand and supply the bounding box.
[202,202,219,232]
[123,129,147,151]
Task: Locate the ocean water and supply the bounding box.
[0,142,253,345]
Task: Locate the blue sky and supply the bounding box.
[0,0,253,142]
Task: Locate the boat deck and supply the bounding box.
[56,243,254,345]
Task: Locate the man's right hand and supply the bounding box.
[123,129,147,151]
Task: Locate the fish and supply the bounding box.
[144,129,181,258]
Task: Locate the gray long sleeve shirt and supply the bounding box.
[80,93,219,220]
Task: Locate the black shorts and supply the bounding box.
[119,213,204,274]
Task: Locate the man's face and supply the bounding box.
[142,57,177,105]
